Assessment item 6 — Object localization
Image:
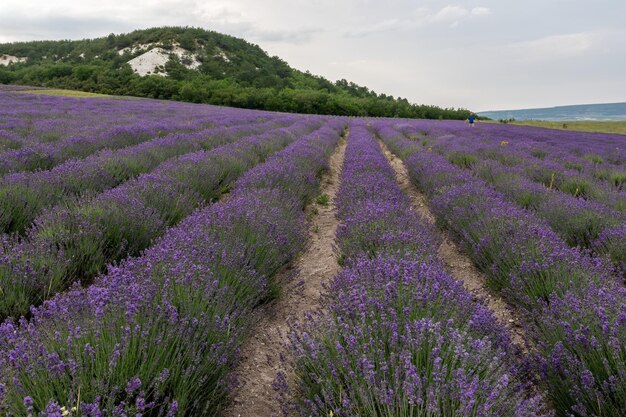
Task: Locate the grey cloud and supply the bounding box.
[247,27,322,44]
[342,4,493,39]
[0,14,133,40]
[343,19,401,38]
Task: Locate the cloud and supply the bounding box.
[414,5,491,28]
[344,19,400,38]
[0,14,133,40]
[510,32,602,61]
[343,4,492,37]
[430,6,468,23]
[247,28,322,44]
[0,1,321,46]
[195,3,243,20]
[428,5,492,22]
[471,7,491,16]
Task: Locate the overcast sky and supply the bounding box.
[1,0,625,110]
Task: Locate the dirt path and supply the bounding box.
[223,138,347,417]
[378,140,528,349]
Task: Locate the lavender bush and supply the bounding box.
[286,124,547,417]
[0,90,277,175]
[0,120,344,416]
[0,116,294,235]
[426,131,626,257]
[379,123,626,276]
[375,122,626,417]
[0,119,321,320]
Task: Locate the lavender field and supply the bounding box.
[1,87,625,417]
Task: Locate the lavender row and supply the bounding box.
[285,124,547,416]
[471,159,625,276]
[397,119,625,166]
[405,129,626,275]
[0,119,321,320]
[1,123,163,173]
[433,133,625,211]
[0,91,275,175]
[396,120,625,191]
[477,125,625,190]
[375,125,616,301]
[0,90,263,149]
[0,121,344,416]
[377,125,626,417]
[483,139,625,196]
[0,116,295,235]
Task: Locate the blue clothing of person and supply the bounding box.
[468,115,476,124]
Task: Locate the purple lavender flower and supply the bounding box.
[374,119,624,417]
[287,123,547,416]
[0,118,344,416]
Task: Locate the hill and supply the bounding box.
[0,27,469,119]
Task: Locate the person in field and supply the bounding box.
[466,112,477,127]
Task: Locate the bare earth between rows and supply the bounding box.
[378,140,528,349]
[224,137,347,417]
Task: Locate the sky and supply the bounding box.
[1,0,625,111]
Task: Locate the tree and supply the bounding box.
[178,32,196,51]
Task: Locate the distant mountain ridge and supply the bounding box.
[479,102,626,121]
[0,26,469,119]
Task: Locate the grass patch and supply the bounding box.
[609,172,626,189]
[18,89,113,98]
[315,193,330,205]
[559,177,594,198]
[583,154,605,164]
[447,152,478,168]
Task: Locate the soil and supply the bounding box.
[378,140,528,349]
[223,137,347,417]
